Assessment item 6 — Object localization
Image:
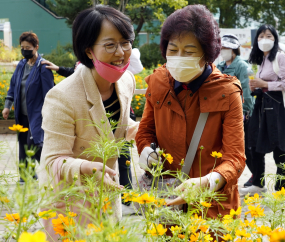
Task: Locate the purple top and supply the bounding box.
[256,52,285,91]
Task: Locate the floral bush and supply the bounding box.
[131,65,162,117]
[0,40,22,63]
[0,69,65,120]
[0,120,285,242]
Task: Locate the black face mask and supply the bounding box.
[21,49,34,60]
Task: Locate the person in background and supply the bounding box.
[217,34,255,188]
[41,47,143,215]
[2,32,54,183]
[240,24,285,195]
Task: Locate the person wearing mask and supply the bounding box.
[136,4,245,218]
[2,32,54,183]
[39,5,139,240]
[40,47,143,215]
[240,24,285,195]
[217,34,255,188]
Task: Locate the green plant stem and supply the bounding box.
[130,148,141,192]
[16,177,28,240]
[98,155,107,219]
[199,149,202,186]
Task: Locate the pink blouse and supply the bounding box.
[256,52,285,91]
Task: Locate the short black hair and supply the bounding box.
[248,24,279,65]
[233,47,240,56]
[72,5,135,68]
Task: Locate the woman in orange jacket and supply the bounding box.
[135,4,246,218]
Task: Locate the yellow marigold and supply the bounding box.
[240,219,256,228]
[272,187,285,199]
[86,223,104,235]
[154,198,166,207]
[230,207,242,218]
[244,204,265,218]
[200,225,209,233]
[170,225,181,233]
[157,64,162,67]
[52,214,75,237]
[9,124,28,132]
[68,212,77,217]
[244,193,261,204]
[102,197,112,213]
[270,228,285,242]
[38,210,56,220]
[204,233,213,242]
[210,151,222,158]
[133,193,155,204]
[222,234,232,241]
[19,231,48,242]
[254,225,271,236]
[200,201,212,208]
[135,95,139,99]
[162,153,173,164]
[147,224,167,236]
[0,197,9,203]
[138,102,141,105]
[136,106,139,110]
[4,213,27,223]
[122,192,139,203]
[190,232,199,242]
[236,229,250,238]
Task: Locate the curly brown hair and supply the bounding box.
[160,5,221,63]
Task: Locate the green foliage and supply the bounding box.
[188,0,285,34]
[43,42,76,68]
[0,69,15,120]
[139,43,165,69]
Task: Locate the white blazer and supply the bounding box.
[39,65,137,222]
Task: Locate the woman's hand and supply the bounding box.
[166,177,208,206]
[80,161,124,190]
[41,60,59,71]
[249,78,268,90]
[2,108,10,120]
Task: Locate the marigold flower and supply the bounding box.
[68,212,77,217]
[170,225,181,233]
[102,198,112,213]
[38,210,56,220]
[235,229,250,238]
[122,192,139,203]
[52,214,75,236]
[0,197,9,203]
[86,223,104,235]
[178,234,185,239]
[9,124,28,132]
[190,232,199,242]
[125,160,131,167]
[4,213,27,223]
[244,204,265,218]
[147,224,167,236]
[254,225,271,236]
[230,207,242,218]
[162,153,173,164]
[19,231,48,242]
[210,151,222,158]
[272,187,285,199]
[133,193,155,204]
[270,228,285,242]
[136,106,139,110]
[154,198,166,207]
[200,201,212,208]
[222,234,232,241]
[244,193,261,204]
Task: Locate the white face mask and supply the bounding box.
[258,39,274,52]
[220,49,232,61]
[166,55,204,83]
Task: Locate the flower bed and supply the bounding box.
[1,123,285,242]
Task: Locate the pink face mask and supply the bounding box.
[90,50,130,83]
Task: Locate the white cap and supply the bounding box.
[221,34,240,49]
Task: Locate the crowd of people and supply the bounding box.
[2,3,285,240]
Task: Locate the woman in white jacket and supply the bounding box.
[39,5,138,241]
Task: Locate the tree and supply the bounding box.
[46,0,187,45]
[188,0,285,34]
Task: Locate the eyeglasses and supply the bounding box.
[94,41,132,53]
